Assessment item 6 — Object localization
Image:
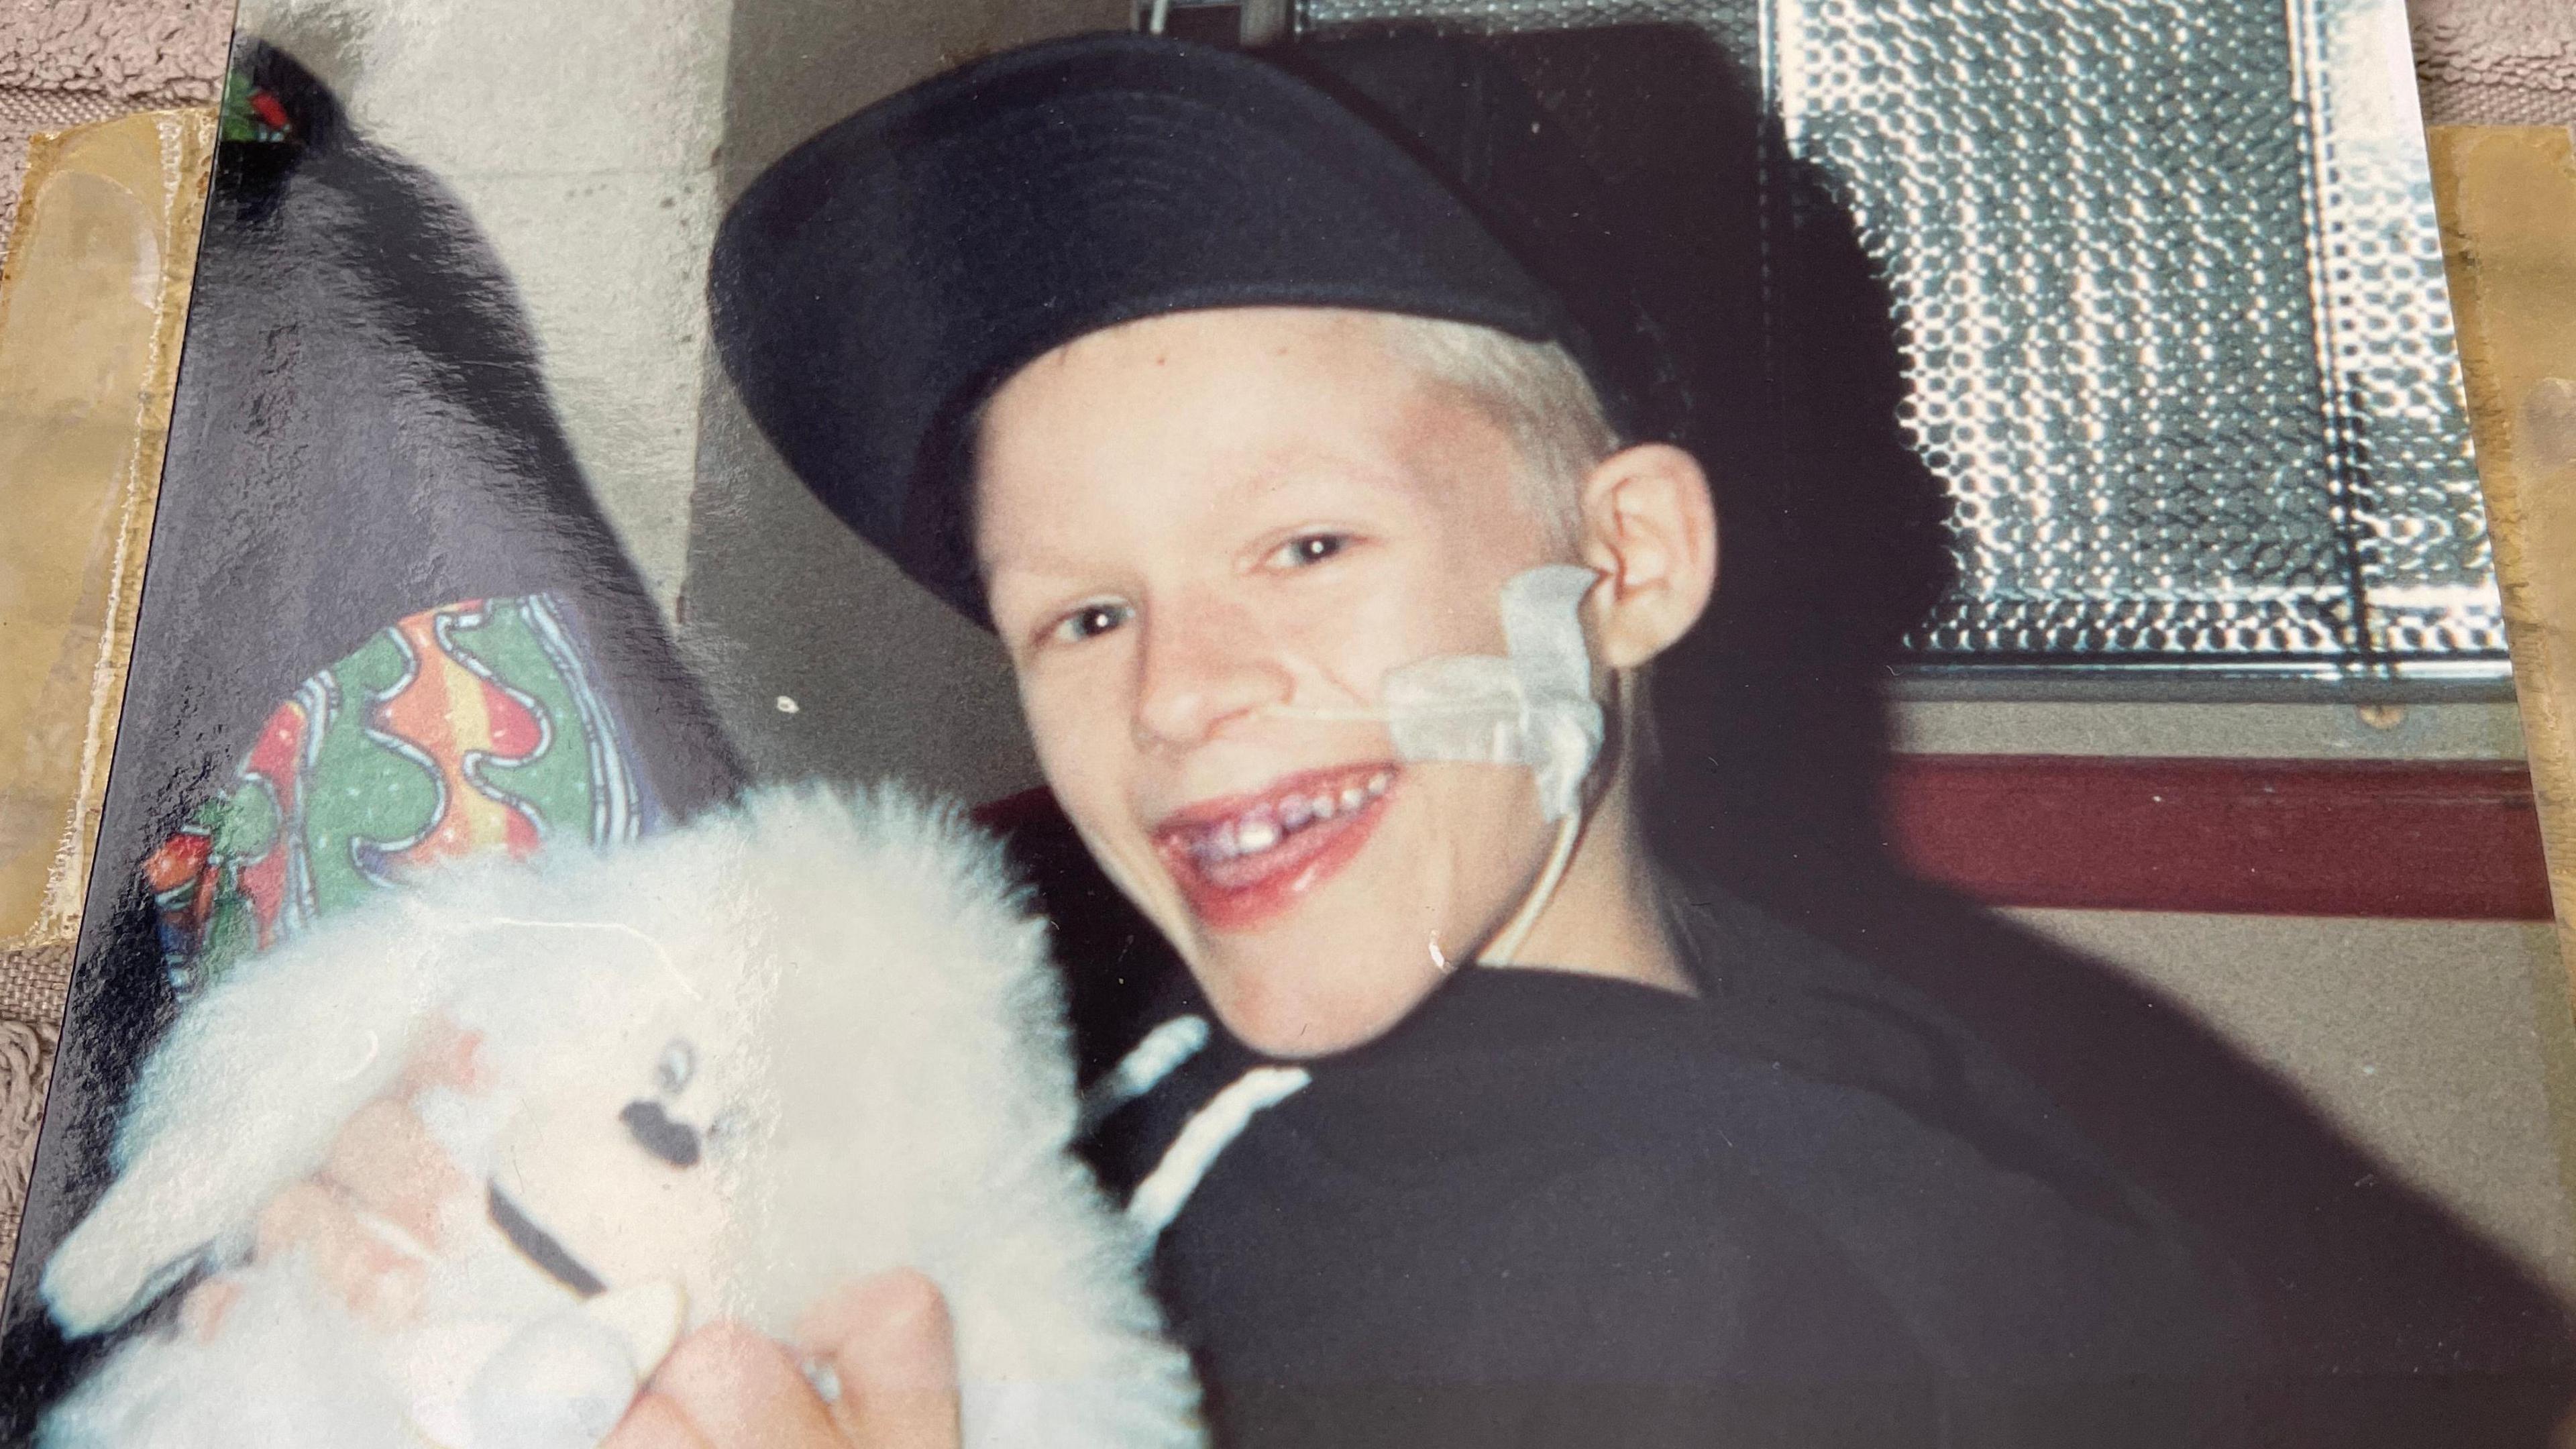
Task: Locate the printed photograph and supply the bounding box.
[3,0,2573,1445]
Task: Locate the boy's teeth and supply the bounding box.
[1190,772,1395,866]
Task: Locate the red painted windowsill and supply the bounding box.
[1882,755,2555,921]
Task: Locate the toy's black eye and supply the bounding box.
[622,1099,701,1168]
[655,1039,694,1095]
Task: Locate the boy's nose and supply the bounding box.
[1132,598,1293,750]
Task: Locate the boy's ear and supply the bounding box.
[1574,443,1719,669]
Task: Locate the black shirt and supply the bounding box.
[1081,892,2259,1448]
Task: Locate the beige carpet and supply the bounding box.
[0,0,229,246]
[2412,0,2576,129]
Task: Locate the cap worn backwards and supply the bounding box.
[708,30,1656,625]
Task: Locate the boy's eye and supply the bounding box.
[1271,533,1352,569]
[1051,601,1131,644]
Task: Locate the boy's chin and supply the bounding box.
[1200,946,1451,1061]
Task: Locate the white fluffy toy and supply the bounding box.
[40,784,1204,1449]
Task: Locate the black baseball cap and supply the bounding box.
[708,31,1663,624]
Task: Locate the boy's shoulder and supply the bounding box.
[1080,890,2253,1448]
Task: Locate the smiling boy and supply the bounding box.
[975,307,1705,1055]
[687,30,2251,1449]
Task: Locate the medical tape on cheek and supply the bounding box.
[1392,564,1605,820]
[1267,564,1606,821]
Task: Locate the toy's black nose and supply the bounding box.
[621,1099,702,1168]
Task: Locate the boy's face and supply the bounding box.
[975,307,1583,1057]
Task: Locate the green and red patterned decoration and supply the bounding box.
[147,594,646,993]
[218,65,296,146]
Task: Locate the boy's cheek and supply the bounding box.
[1025,711,1128,814]
[1026,692,1123,785]
[1336,582,1523,691]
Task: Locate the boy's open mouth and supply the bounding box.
[1152,763,1396,931]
